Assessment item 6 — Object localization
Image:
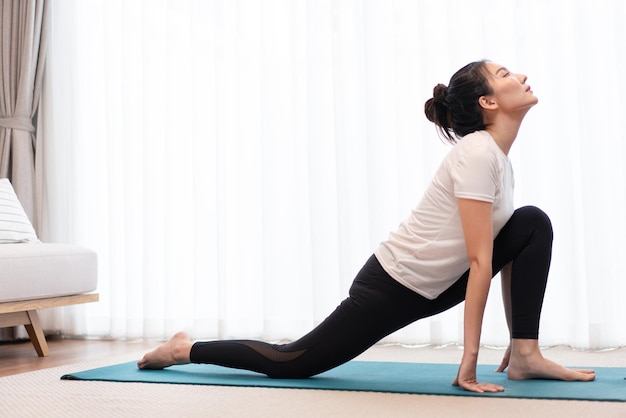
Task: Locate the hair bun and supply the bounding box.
[424,83,451,137]
[433,83,448,103]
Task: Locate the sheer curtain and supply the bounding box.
[40,0,626,349]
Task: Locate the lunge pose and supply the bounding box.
[139,60,595,393]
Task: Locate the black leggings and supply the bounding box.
[190,206,553,378]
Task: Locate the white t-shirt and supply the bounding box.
[374,130,515,299]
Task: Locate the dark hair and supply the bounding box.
[424,60,492,144]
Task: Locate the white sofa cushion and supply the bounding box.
[0,178,39,243]
[0,243,97,303]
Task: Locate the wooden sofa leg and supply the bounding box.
[1,294,98,357]
[23,310,50,357]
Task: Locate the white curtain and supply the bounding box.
[40,0,626,349]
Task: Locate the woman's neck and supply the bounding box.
[485,114,525,155]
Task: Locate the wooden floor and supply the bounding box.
[4,336,626,380]
[0,337,157,377]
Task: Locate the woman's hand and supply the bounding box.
[453,358,505,393]
[496,343,511,373]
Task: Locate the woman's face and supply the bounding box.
[483,62,538,114]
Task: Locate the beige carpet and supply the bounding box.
[1,344,625,417]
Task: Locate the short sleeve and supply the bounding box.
[450,142,499,202]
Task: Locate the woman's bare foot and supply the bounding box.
[137,331,194,370]
[507,339,595,382]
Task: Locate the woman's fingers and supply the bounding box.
[453,377,505,393]
[495,357,509,373]
[495,344,511,373]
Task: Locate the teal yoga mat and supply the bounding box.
[61,361,626,402]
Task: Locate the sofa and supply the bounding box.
[0,178,98,356]
[0,244,98,356]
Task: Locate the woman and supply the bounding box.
[138,60,595,393]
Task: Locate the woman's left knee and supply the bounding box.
[514,205,553,240]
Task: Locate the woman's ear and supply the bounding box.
[478,95,498,110]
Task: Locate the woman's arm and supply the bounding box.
[500,262,513,332]
[453,198,504,393]
[496,262,513,372]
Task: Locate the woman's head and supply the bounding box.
[424,60,492,143]
[424,60,537,143]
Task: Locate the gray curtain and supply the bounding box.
[0,0,48,228]
[0,0,49,340]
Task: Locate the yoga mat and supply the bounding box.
[61,361,626,402]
